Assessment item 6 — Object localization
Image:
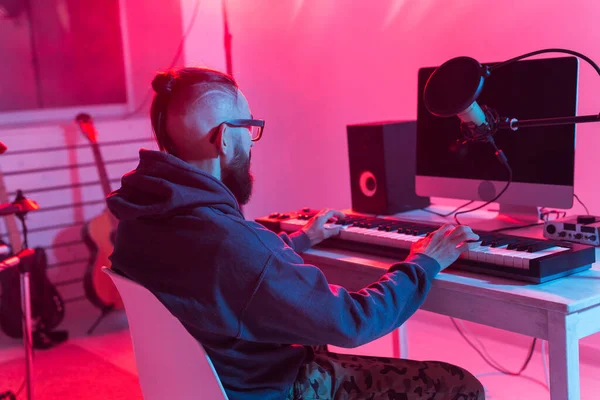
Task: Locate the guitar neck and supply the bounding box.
[90,143,119,230]
[76,113,118,230]
[91,143,113,199]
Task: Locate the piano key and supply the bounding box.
[476,247,491,262]
[484,251,496,264]
[502,253,516,268]
[493,247,516,267]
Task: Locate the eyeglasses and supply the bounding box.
[209,119,265,143]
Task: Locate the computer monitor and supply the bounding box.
[415,56,579,228]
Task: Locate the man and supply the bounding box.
[107,66,485,400]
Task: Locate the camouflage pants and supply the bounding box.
[286,346,485,400]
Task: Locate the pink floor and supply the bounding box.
[1,299,599,399]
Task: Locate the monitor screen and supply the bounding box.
[415,56,578,208]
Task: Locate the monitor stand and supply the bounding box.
[466,203,541,232]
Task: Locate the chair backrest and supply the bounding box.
[102,267,229,400]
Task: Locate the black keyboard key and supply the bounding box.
[506,241,527,250]
[519,241,557,253]
[482,237,519,247]
[514,241,543,252]
[477,235,497,246]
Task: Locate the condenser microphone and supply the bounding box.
[423,56,511,166]
[423,56,493,135]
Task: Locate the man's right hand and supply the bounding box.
[409,224,480,271]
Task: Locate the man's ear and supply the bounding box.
[215,124,229,157]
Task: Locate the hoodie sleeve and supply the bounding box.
[278,231,311,254]
[237,247,440,348]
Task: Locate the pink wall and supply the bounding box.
[124,0,185,111]
[222,0,600,220]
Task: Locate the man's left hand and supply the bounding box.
[301,208,346,247]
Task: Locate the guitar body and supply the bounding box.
[81,209,123,310]
[0,250,22,338]
[31,247,66,334]
[0,247,66,339]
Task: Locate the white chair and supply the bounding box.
[102,267,229,400]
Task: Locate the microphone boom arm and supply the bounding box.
[500,112,600,131]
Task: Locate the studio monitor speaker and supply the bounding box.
[347,120,430,215]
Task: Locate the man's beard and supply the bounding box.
[221,145,253,206]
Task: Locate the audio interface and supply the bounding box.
[544,215,600,246]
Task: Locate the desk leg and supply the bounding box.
[392,324,408,359]
[547,312,579,400]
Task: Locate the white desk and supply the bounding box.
[299,208,600,400]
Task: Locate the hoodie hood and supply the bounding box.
[107,149,241,221]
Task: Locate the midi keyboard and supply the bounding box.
[256,209,596,283]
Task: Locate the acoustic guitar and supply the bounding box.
[0,168,66,341]
[75,113,123,311]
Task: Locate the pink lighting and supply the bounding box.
[0,1,600,399]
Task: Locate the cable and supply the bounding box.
[454,319,506,370]
[490,221,544,233]
[489,207,566,233]
[490,48,600,77]
[573,193,590,215]
[474,370,549,393]
[421,200,474,218]
[539,209,567,221]
[451,317,537,376]
[454,163,513,226]
[122,0,202,119]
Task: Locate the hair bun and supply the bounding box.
[152,71,177,95]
